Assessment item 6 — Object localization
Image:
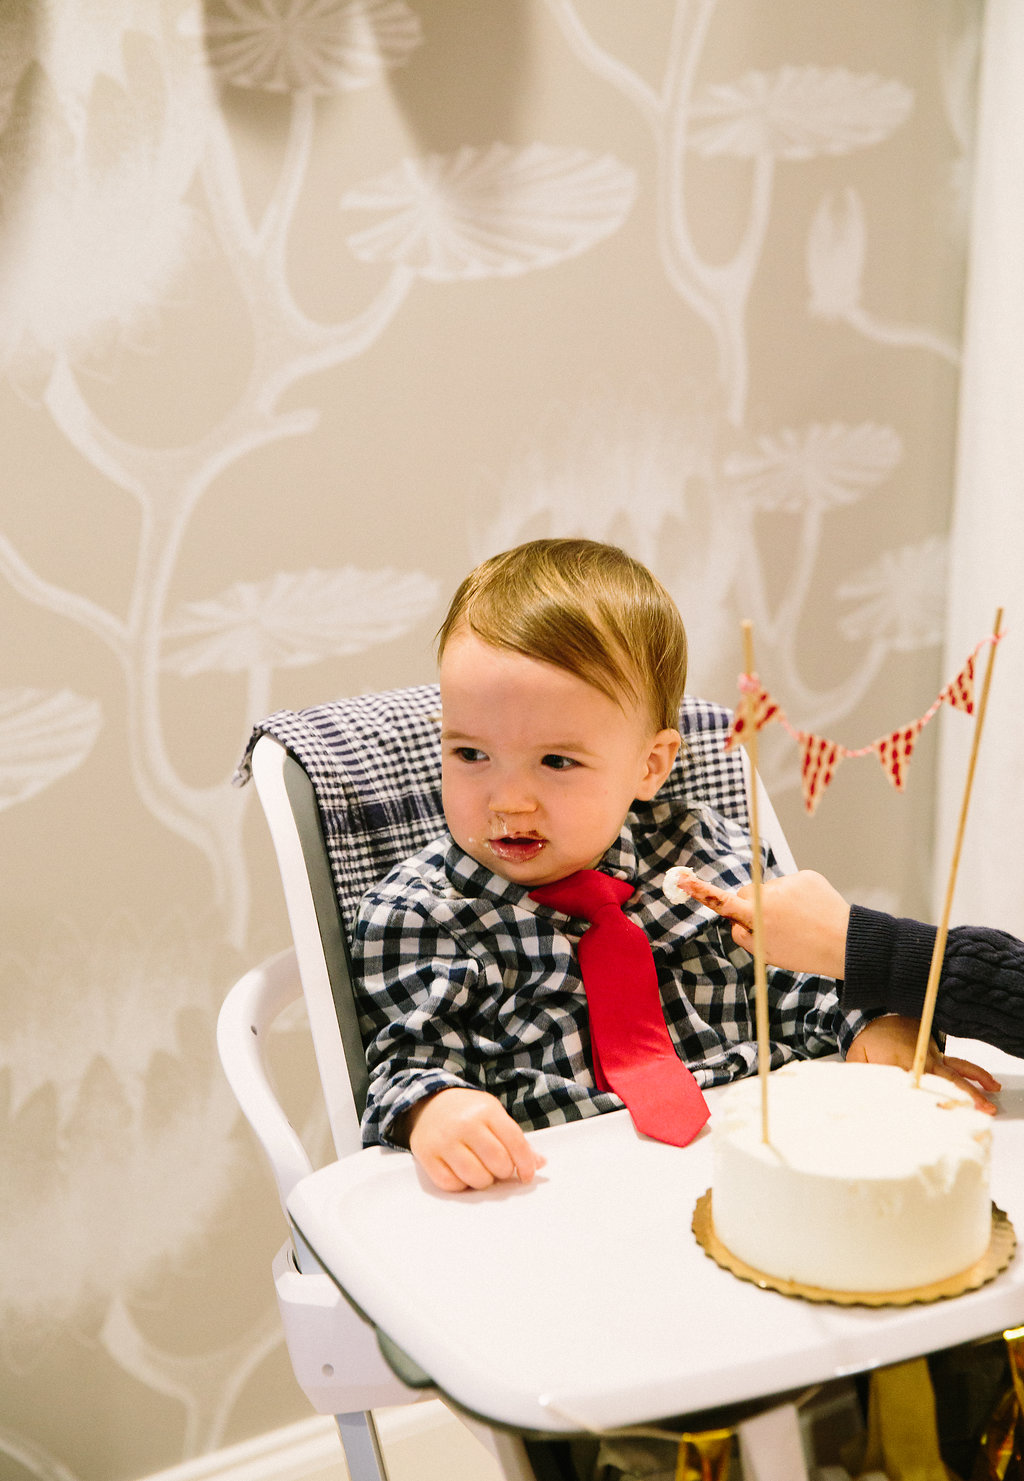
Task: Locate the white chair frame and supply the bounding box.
[217,727,803,1481]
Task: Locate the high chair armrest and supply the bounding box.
[217,947,314,1208]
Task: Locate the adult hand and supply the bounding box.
[672,868,850,979]
[404,1087,546,1192]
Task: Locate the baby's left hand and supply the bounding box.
[847,1015,1000,1113]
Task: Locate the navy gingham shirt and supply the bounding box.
[354,795,876,1148]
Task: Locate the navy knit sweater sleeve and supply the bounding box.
[842,904,1024,1056]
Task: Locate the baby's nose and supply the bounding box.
[489,783,537,817]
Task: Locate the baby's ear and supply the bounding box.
[636,728,680,800]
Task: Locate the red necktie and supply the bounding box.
[530,870,709,1147]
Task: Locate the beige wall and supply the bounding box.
[0,3,976,1477]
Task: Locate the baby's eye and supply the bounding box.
[453,746,487,763]
[541,754,579,771]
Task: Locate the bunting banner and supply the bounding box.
[798,732,843,815]
[724,680,779,748]
[941,652,976,714]
[875,721,924,794]
[728,631,1002,814]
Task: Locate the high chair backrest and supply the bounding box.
[236,685,794,1161]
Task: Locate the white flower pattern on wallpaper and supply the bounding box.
[0,0,35,135]
[0,1428,81,1481]
[0,39,623,957]
[838,535,948,650]
[162,567,439,674]
[0,14,212,384]
[343,143,637,279]
[688,66,913,159]
[475,405,920,752]
[807,188,960,363]
[718,420,910,746]
[545,2,919,423]
[723,423,903,513]
[204,0,423,93]
[940,17,981,239]
[0,688,102,811]
[0,917,239,1351]
[471,393,743,693]
[806,186,866,321]
[0,912,289,1456]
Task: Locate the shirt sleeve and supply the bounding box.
[843,903,935,1016]
[353,890,485,1148]
[844,903,1024,1055]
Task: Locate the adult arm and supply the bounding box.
[674,868,1024,1057]
[844,905,1024,1056]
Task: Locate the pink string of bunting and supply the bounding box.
[725,632,1002,814]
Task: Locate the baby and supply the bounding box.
[353,538,989,1191]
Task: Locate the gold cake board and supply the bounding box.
[692,1190,1016,1307]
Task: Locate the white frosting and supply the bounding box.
[664,865,697,904]
[711,1060,992,1292]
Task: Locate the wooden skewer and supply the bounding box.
[741,620,771,1143]
[911,607,1004,1085]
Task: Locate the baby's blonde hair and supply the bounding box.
[437,538,687,732]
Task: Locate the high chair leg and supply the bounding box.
[335,1411,389,1481]
[459,1414,564,1480]
[737,1402,810,1481]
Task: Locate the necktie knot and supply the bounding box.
[529,869,634,922]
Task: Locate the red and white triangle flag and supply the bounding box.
[725,678,781,751]
[940,654,976,715]
[798,733,842,814]
[875,721,923,791]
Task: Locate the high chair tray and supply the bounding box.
[287,1043,1024,1435]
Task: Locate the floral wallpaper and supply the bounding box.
[0,2,977,1478]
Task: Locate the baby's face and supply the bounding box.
[439,631,678,887]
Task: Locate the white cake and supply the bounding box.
[710,1060,992,1292]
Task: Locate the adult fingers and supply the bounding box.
[691,880,753,927]
[731,922,755,952]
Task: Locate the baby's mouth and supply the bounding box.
[487,834,546,863]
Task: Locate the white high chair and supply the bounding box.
[217,686,807,1481]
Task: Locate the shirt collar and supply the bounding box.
[441,821,640,905]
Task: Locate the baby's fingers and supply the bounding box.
[933,1063,998,1115]
[459,1113,545,1189]
[440,1138,507,1192]
[489,1117,546,1184]
[422,1150,480,1193]
[922,1045,999,1114]
[941,1055,1001,1097]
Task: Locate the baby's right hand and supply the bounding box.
[404,1087,546,1193]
